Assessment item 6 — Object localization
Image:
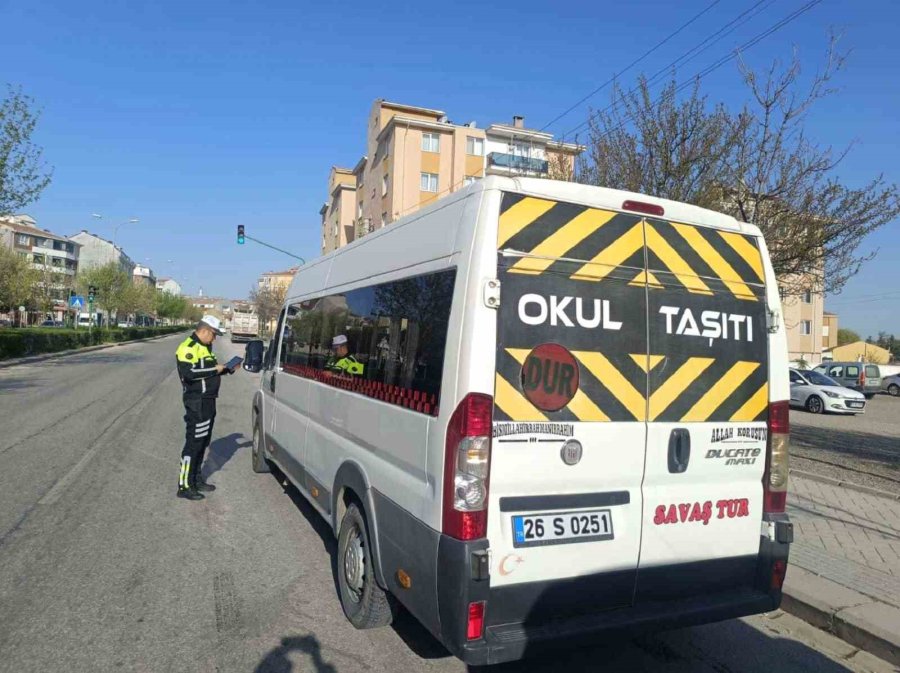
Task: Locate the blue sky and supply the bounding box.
[2,0,897,337]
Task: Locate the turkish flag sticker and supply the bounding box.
[520,343,580,412]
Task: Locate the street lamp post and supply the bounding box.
[91,213,139,248]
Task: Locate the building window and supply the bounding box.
[381,212,387,227]
[332,224,338,238]
[466,136,484,156]
[16,234,30,246]
[822,325,830,337]
[358,201,363,218]
[32,253,44,265]
[800,320,812,335]
[510,141,531,156]
[420,172,438,193]
[802,290,812,304]
[421,132,440,153]
[382,174,388,197]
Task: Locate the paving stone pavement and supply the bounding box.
[788,475,900,608]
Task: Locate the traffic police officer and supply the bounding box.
[175,315,235,500]
[326,334,364,376]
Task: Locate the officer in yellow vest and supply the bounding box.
[174,315,236,500]
[326,334,364,376]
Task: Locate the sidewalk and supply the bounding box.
[0,330,186,369]
[782,472,900,664]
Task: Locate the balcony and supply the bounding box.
[487,152,548,175]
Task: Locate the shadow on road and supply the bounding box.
[254,634,337,673]
[204,432,251,478]
[0,378,39,394]
[791,424,900,473]
[473,618,861,672]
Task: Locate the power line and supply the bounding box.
[564,0,823,145]
[539,0,722,133]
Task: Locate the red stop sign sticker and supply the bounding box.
[520,343,579,412]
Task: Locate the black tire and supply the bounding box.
[251,421,270,473]
[888,384,900,397]
[337,502,394,629]
[806,395,824,414]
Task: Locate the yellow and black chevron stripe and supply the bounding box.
[498,193,766,299]
[494,349,768,424]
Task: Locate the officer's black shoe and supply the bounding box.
[176,487,205,501]
[195,479,216,492]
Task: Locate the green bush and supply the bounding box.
[0,326,186,360]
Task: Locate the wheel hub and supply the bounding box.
[344,526,365,603]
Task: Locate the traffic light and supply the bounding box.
[88,285,96,302]
[237,225,245,245]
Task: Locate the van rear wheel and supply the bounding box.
[806,396,824,414]
[337,502,394,629]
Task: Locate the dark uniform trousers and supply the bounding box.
[179,397,216,489]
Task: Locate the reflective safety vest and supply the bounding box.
[328,355,364,376]
[176,333,221,398]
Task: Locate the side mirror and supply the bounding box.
[244,339,265,372]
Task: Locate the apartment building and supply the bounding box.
[258,266,299,291]
[321,99,584,254]
[132,264,156,287]
[780,285,826,365]
[0,215,81,278]
[822,311,839,350]
[156,277,183,295]
[70,230,136,275]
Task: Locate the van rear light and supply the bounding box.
[622,200,665,217]
[443,394,493,541]
[859,369,866,388]
[467,601,486,640]
[763,400,790,513]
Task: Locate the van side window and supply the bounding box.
[827,366,842,377]
[278,269,456,415]
[846,365,860,378]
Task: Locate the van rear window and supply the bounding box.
[865,365,880,378]
[278,269,456,415]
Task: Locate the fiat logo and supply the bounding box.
[561,439,583,466]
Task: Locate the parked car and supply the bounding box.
[39,319,64,328]
[0,319,12,328]
[790,368,866,414]
[813,361,882,399]
[882,374,900,397]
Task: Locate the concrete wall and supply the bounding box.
[782,290,824,364]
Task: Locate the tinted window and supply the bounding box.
[826,366,843,378]
[279,269,456,415]
[805,371,840,387]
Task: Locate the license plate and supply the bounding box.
[512,509,613,548]
[847,401,864,408]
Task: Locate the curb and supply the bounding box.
[782,566,900,665]
[0,331,188,369]
[789,468,900,501]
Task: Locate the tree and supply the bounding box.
[837,328,860,346]
[579,35,900,295]
[31,262,70,318]
[250,284,288,333]
[76,262,132,324]
[0,86,53,215]
[0,244,37,312]
[156,291,187,322]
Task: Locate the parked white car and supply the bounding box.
[882,374,900,397]
[789,368,866,414]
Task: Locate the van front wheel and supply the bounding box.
[251,423,270,473]
[337,502,394,629]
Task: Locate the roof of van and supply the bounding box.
[288,176,761,294]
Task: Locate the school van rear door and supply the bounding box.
[487,191,770,611]
[636,215,769,602]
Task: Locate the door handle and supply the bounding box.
[270,371,277,394]
[668,428,691,474]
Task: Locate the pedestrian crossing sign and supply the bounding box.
[70,295,85,309]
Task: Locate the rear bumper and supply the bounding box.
[372,492,790,667]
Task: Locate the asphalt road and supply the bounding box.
[790,395,900,493]
[0,335,895,673]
